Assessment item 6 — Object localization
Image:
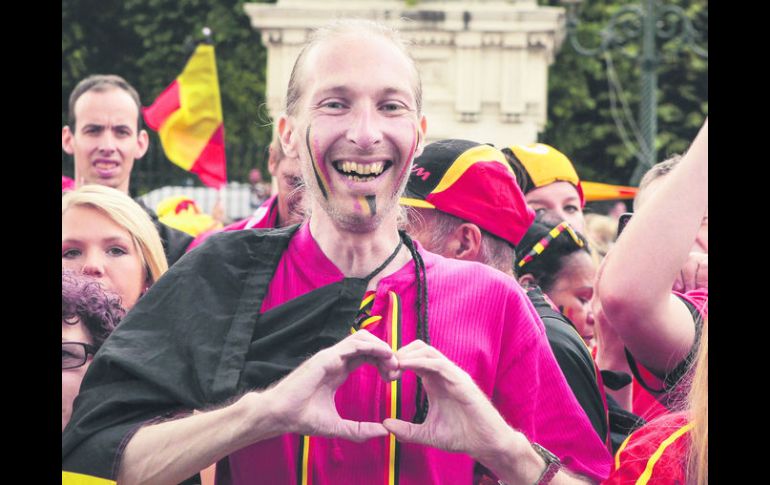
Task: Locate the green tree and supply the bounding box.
[62,0,275,196]
[539,0,707,185]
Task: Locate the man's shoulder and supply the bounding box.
[421,250,527,303]
[424,250,517,286]
[180,225,298,268]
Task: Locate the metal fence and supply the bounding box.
[137,182,256,222]
[62,131,271,220]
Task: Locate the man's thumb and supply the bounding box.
[383,418,420,443]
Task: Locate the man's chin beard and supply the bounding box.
[305,172,408,233]
[322,199,384,233]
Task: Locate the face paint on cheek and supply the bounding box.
[396,124,420,185]
[305,124,331,199]
[563,306,575,322]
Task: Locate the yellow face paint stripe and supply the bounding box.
[62,472,117,485]
[432,145,511,194]
[358,196,371,216]
[635,422,694,485]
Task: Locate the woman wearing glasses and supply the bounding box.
[62,270,126,431]
[62,185,168,311]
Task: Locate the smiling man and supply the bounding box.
[62,75,193,265]
[63,20,610,485]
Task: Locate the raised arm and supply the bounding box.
[596,119,708,374]
[117,330,399,485]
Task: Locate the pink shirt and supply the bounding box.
[225,223,611,484]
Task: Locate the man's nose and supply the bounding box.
[97,131,117,154]
[346,105,382,150]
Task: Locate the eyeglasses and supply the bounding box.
[517,221,585,269]
[62,342,98,370]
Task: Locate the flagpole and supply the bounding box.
[203,25,224,223]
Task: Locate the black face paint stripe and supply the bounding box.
[365,195,377,216]
[306,124,328,199]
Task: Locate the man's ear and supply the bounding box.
[267,147,279,177]
[453,223,482,261]
[517,273,537,288]
[136,129,150,159]
[413,115,428,158]
[62,126,75,155]
[278,116,299,159]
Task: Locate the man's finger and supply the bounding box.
[337,339,396,364]
[395,341,443,361]
[395,339,429,354]
[382,418,424,444]
[396,357,453,379]
[334,419,389,442]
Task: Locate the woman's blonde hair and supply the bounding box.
[62,185,168,285]
[687,318,708,485]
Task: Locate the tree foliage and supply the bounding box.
[62,0,275,195]
[63,0,707,192]
[539,0,707,184]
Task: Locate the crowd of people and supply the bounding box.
[62,18,708,485]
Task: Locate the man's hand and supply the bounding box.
[673,251,708,293]
[381,340,514,462]
[265,329,400,442]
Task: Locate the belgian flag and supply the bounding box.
[143,42,227,189]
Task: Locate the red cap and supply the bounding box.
[400,140,535,246]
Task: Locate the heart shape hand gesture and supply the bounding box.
[265,330,515,464]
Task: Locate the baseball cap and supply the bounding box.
[400,139,535,246]
[505,143,585,207]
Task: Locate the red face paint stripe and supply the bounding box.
[397,124,419,186]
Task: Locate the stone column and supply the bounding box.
[244,0,566,147]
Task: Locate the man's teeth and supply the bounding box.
[338,161,385,176]
[345,174,371,182]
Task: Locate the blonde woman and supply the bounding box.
[62,184,168,310]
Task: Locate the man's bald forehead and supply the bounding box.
[285,19,422,117]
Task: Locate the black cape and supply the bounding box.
[62,225,374,481]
